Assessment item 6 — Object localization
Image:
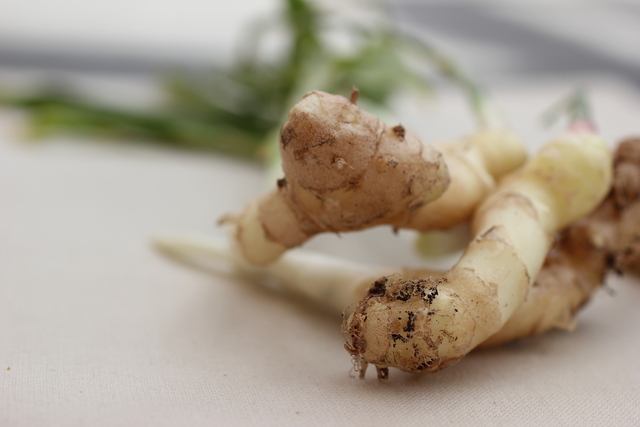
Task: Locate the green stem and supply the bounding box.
[542,87,595,130]
[2,94,265,158]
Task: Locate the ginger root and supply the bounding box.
[229,90,526,266]
[611,137,640,275]
[483,136,640,345]
[154,137,640,379]
[342,127,612,377]
[231,90,449,265]
[154,87,640,380]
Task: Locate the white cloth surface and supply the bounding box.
[1,78,640,426]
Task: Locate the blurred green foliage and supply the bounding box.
[1,0,479,161]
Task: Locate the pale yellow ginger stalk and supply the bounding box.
[480,221,608,347]
[411,128,526,231]
[229,90,526,266]
[413,82,526,256]
[483,136,640,346]
[153,234,396,314]
[413,128,525,256]
[342,128,612,378]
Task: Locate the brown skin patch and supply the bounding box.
[349,88,359,104]
[392,125,406,140]
[293,136,337,162]
[611,138,640,272]
[376,366,389,380]
[280,126,296,148]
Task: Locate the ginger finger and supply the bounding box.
[153,234,397,314]
[342,126,612,377]
[484,136,640,345]
[229,90,526,266]
[611,137,640,275]
[410,128,526,232]
[230,89,449,266]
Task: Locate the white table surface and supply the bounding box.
[1,76,640,426]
